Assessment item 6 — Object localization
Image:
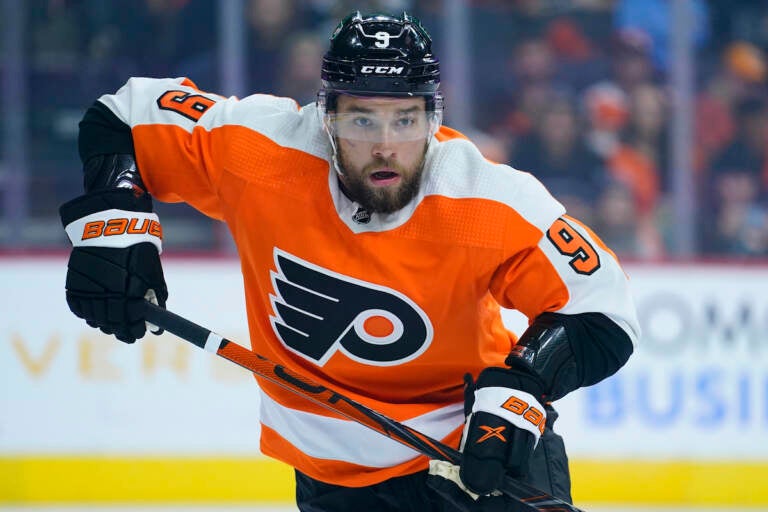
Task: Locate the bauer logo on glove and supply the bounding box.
[64,209,163,252]
[471,387,547,445]
[80,216,162,240]
[500,393,546,436]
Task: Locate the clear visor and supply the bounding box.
[324,110,442,143]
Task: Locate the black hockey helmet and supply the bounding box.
[318,11,442,113]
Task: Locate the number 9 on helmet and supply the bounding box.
[317,11,444,128]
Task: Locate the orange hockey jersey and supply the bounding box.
[96,77,640,487]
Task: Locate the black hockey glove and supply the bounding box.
[461,367,547,490]
[60,188,167,343]
[463,367,547,493]
[459,367,546,493]
[427,368,546,509]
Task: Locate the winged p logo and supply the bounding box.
[269,248,433,366]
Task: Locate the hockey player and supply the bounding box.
[60,11,639,512]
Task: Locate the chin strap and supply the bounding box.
[327,134,345,177]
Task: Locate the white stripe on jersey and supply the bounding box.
[259,391,464,467]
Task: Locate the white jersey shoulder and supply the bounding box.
[201,97,329,160]
[99,77,224,130]
[424,136,565,233]
[98,77,328,160]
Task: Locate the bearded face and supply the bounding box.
[331,95,432,214]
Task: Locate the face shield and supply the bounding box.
[317,89,443,175]
[324,109,443,143]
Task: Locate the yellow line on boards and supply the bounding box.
[571,460,768,505]
[0,457,294,503]
[1,457,766,505]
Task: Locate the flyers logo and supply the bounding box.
[269,248,433,366]
[81,217,162,240]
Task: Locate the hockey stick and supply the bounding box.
[144,301,584,512]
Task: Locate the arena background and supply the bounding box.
[1,0,767,510]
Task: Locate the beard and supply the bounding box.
[337,144,428,214]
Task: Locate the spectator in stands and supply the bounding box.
[512,94,604,225]
[246,0,312,93]
[275,32,325,106]
[127,0,215,80]
[545,16,608,93]
[581,81,665,257]
[582,81,630,162]
[695,41,767,175]
[592,179,646,258]
[480,35,575,149]
[702,97,768,256]
[711,97,768,195]
[624,83,670,193]
[607,29,658,94]
[703,164,768,257]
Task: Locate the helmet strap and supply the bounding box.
[323,125,345,177]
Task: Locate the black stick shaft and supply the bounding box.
[143,301,584,512]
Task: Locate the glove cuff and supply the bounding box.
[60,189,162,254]
[60,188,153,223]
[475,366,546,401]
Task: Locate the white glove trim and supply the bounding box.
[65,208,162,254]
[472,387,546,446]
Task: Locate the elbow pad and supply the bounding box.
[83,153,147,194]
[506,312,634,401]
[78,101,147,194]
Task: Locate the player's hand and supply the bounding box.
[426,460,518,512]
[60,188,168,343]
[459,367,547,495]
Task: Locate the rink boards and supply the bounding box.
[1,257,766,506]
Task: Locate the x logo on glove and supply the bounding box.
[476,425,507,443]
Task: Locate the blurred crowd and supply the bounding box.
[13,0,768,258]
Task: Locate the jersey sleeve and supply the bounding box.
[92,77,302,220]
[491,187,640,347]
[90,77,223,218]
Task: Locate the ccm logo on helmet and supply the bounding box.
[81,218,162,241]
[360,65,404,75]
